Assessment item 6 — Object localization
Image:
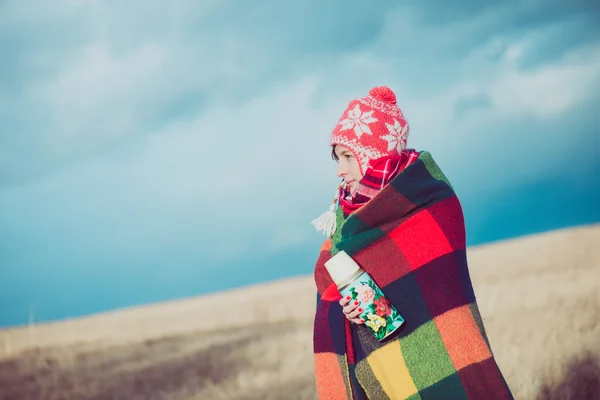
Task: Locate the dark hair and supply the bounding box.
[331,146,338,161]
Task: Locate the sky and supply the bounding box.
[1,0,599,327]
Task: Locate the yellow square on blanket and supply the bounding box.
[364,340,418,398]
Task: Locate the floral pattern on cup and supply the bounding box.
[346,275,404,341]
[365,314,386,332]
[356,284,375,303]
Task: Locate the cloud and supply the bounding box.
[2,0,598,183]
[358,12,600,191]
[0,77,341,264]
[0,0,396,185]
[490,45,600,117]
[1,0,599,325]
[1,1,598,211]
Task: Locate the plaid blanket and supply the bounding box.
[313,151,513,399]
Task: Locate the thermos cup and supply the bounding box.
[325,250,404,340]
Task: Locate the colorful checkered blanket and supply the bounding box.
[313,151,514,399]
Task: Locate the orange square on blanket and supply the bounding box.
[314,353,350,399]
[434,305,492,371]
[388,210,454,270]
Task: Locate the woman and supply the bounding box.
[311,86,513,399]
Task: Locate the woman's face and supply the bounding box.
[334,145,363,193]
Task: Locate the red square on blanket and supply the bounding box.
[357,186,414,229]
[457,358,513,399]
[426,196,466,251]
[353,236,412,287]
[388,210,454,270]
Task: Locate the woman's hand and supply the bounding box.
[339,295,364,324]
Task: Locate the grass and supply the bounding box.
[537,352,600,400]
[0,321,316,400]
[0,223,599,399]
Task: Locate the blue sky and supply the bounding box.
[1,0,599,327]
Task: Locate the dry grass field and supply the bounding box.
[0,224,599,400]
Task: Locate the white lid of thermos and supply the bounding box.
[324,250,362,287]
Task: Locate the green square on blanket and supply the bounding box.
[419,372,468,399]
[399,320,456,390]
[422,153,452,188]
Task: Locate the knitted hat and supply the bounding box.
[330,86,409,175]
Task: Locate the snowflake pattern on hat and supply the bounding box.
[382,120,409,152]
[338,104,378,139]
[330,86,410,175]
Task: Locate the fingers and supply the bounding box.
[343,300,360,315]
[347,305,363,318]
[339,296,358,310]
[348,310,364,324]
[339,296,365,324]
[339,296,351,307]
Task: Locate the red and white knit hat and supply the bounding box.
[330,86,409,175]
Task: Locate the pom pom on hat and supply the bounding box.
[369,86,397,105]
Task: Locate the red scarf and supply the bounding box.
[339,149,420,215]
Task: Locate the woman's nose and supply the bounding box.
[336,164,346,177]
